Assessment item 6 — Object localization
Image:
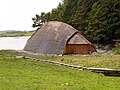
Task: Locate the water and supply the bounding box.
[0,36,30,50]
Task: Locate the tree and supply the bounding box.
[60,0,78,25]
[32,12,45,28]
[73,0,97,33]
[50,3,63,21]
[32,3,63,28]
[85,0,120,45]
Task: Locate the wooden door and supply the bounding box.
[63,44,90,54]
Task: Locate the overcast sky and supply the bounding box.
[0,0,62,31]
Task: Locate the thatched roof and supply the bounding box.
[24,21,94,55]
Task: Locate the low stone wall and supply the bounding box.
[16,56,120,76]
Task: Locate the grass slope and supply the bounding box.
[0,53,120,89]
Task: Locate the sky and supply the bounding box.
[0,0,62,31]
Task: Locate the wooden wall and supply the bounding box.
[63,44,96,54]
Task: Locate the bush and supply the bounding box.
[113,48,120,54]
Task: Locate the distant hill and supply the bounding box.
[0,30,35,37]
[0,31,6,34]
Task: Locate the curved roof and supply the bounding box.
[24,21,93,55]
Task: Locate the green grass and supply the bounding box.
[50,55,120,69]
[0,31,34,37]
[0,55,120,90]
[113,48,120,54]
[0,50,120,69]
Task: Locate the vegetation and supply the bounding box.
[0,50,120,69]
[32,0,120,45]
[48,55,120,69]
[113,42,120,54]
[113,48,120,54]
[0,31,34,37]
[86,0,120,45]
[0,50,120,89]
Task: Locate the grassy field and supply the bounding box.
[0,50,120,69]
[50,55,120,69]
[0,31,34,37]
[0,53,120,90]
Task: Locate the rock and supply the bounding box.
[16,56,24,58]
